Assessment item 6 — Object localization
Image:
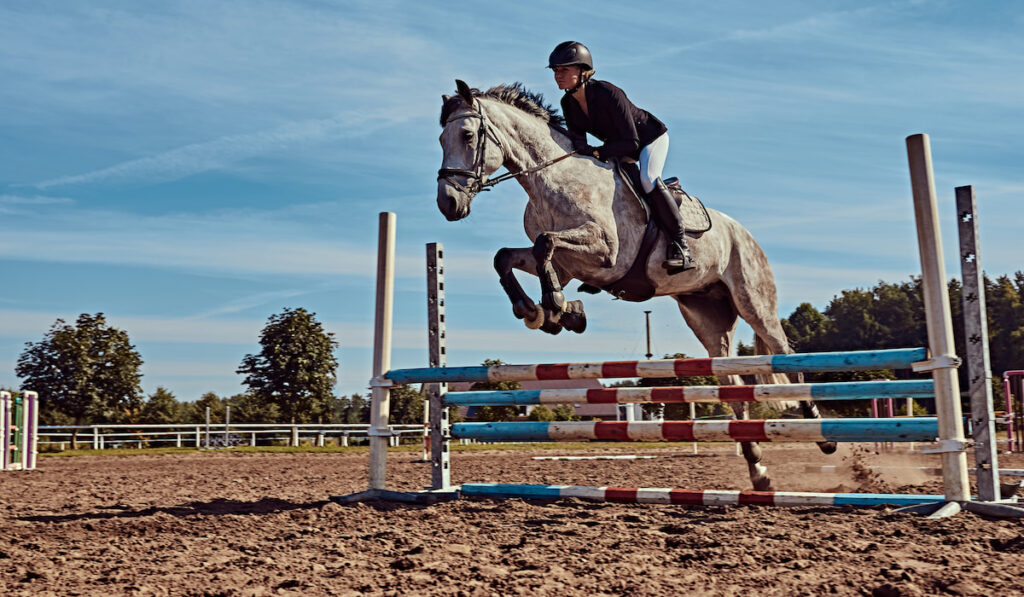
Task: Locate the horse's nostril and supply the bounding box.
[437,193,463,221]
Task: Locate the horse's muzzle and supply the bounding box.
[437,182,471,221]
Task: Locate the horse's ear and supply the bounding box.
[442,94,451,103]
[455,79,474,105]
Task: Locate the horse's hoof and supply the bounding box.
[817,441,838,455]
[539,319,563,335]
[750,463,773,491]
[561,300,587,334]
[561,311,587,334]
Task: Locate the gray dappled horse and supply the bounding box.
[436,80,834,491]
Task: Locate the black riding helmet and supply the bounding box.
[547,41,593,71]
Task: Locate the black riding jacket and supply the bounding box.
[560,79,667,162]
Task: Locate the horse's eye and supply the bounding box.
[463,131,475,142]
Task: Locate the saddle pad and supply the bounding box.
[665,178,712,234]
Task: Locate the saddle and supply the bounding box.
[580,159,712,302]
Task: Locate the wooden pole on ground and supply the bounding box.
[906,133,970,503]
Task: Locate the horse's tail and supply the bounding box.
[753,334,800,410]
[753,334,800,385]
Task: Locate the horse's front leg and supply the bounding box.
[493,246,587,335]
[493,247,543,326]
[532,223,613,308]
[532,232,566,313]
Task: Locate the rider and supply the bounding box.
[549,41,694,272]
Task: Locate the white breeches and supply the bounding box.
[639,133,669,194]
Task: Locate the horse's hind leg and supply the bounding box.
[675,284,773,491]
[724,267,837,456]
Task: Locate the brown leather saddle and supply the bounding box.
[579,159,711,302]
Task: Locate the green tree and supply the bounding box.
[226,392,281,423]
[550,404,580,421]
[140,387,183,424]
[987,274,1024,383]
[237,308,339,423]
[390,385,425,425]
[336,393,369,424]
[16,313,143,447]
[470,359,522,422]
[780,303,829,352]
[185,392,226,423]
[527,404,555,421]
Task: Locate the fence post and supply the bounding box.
[224,406,231,447]
[92,426,99,451]
[906,133,970,502]
[195,426,201,447]
[204,407,211,449]
[291,425,299,447]
[1,391,9,469]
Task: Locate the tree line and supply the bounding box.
[780,273,1024,404]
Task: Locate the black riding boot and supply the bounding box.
[647,178,695,271]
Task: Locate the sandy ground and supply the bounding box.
[1,444,1023,596]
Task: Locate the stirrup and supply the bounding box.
[663,256,695,273]
[663,242,695,273]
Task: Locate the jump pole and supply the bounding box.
[905,133,971,508]
[368,212,396,491]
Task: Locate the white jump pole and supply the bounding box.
[368,212,397,491]
[906,133,970,503]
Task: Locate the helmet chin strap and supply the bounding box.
[564,69,591,95]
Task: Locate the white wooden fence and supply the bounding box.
[37,423,427,450]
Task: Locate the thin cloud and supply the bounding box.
[33,112,405,189]
[0,200,386,276]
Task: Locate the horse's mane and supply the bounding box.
[440,82,567,132]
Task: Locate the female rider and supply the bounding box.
[549,41,694,271]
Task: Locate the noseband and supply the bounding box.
[438,105,576,196]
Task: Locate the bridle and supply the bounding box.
[437,103,575,196]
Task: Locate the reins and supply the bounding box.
[438,105,575,194]
[482,150,576,189]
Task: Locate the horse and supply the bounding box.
[435,80,835,491]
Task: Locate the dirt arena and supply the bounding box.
[2,444,1023,596]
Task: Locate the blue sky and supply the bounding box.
[2,1,1021,401]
